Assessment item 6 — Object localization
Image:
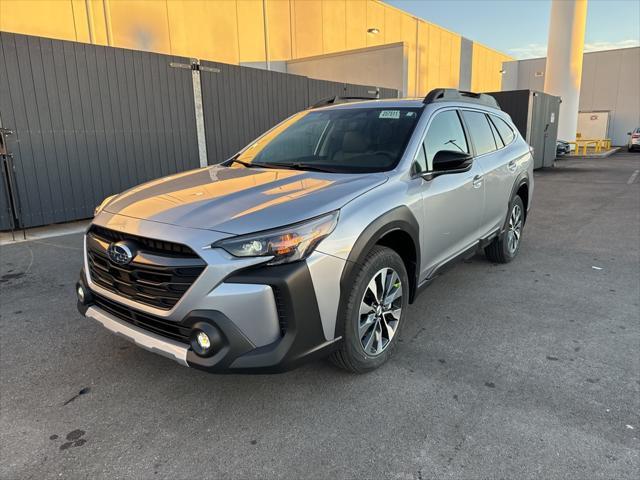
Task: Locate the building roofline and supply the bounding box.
[505,45,640,63]
[376,0,512,60]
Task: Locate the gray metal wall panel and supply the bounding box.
[307,78,345,103]
[201,61,312,161]
[343,83,377,98]
[0,32,199,228]
[379,87,399,99]
[0,36,19,230]
[0,169,10,230]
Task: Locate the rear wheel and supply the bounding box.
[484,195,524,263]
[330,246,408,373]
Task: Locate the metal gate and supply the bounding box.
[0,32,398,230]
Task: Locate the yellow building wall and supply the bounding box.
[322,0,346,54]
[471,43,512,92]
[0,0,509,96]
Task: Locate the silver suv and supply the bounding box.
[77,89,533,373]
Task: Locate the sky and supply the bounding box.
[387,0,640,59]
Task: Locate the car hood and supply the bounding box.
[104,165,387,234]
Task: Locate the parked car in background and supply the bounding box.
[556,139,571,157]
[628,128,640,151]
[77,89,534,374]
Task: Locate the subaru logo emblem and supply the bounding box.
[107,241,135,265]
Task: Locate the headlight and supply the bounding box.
[213,211,339,265]
[94,195,117,216]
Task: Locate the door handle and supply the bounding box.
[508,160,517,172]
[473,174,483,188]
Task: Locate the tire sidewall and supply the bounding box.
[340,247,409,372]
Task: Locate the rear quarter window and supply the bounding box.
[461,110,497,156]
[491,116,516,145]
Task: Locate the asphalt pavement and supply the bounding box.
[1,152,639,479]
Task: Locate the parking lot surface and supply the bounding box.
[1,152,639,479]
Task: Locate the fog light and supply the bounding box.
[189,323,223,358]
[77,286,85,303]
[196,331,211,350]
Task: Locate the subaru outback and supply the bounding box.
[77,88,533,373]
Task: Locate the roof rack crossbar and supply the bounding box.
[422,88,500,109]
[309,96,377,109]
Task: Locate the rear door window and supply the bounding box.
[461,111,498,156]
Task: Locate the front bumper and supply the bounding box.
[83,304,190,366]
[77,260,341,373]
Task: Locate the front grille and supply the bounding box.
[93,293,191,344]
[90,225,199,257]
[86,226,206,310]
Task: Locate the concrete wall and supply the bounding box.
[287,43,406,96]
[501,47,640,145]
[0,0,511,97]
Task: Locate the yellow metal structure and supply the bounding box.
[0,0,511,96]
[569,138,613,155]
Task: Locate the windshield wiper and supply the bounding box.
[226,158,260,168]
[227,158,290,170]
[255,162,337,173]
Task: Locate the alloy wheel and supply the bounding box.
[358,268,403,356]
[507,203,523,254]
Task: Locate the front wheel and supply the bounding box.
[330,246,409,373]
[485,195,525,263]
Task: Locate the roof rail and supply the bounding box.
[423,88,500,109]
[309,96,377,109]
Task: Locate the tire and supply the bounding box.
[484,195,525,264]
[330,246,409,373]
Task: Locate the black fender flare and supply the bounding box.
[335,206,420,338]
[504,173,530,231]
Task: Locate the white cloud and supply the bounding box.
[584,39,640,52]
[508,43,548,60]
[507,39,639,60]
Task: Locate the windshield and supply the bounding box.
[233,107,422,173]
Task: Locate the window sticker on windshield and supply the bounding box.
[379,110,400,119]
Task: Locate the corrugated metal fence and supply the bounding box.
[0,32,398,230]
[0,32,199,229]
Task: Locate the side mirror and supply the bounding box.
[422,150,473,179]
